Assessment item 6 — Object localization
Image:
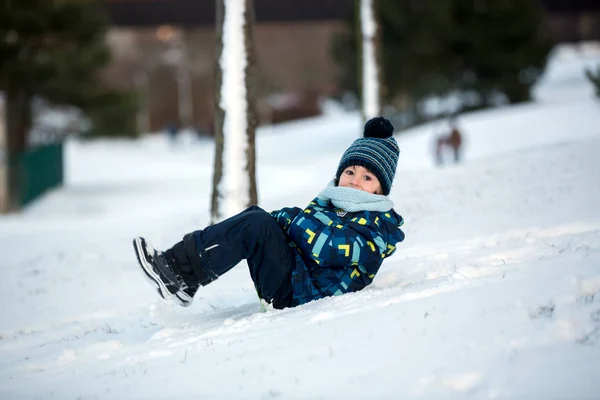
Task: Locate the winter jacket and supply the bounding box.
[270,197,405,306]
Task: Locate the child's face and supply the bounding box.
[338,165,382,194]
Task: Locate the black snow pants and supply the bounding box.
[167,206,295,309]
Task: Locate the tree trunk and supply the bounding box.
[244,0,258,208]
[4,85,32,211]
[358,0,383,122]
[211,0,258,223]
[211,0,226,223]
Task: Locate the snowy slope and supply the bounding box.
[1,47,600,399]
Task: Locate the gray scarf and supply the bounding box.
[317,180,394,212]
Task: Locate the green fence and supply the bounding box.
[12,143,64,207]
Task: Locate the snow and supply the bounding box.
[218,0,250,220]
[532,42,600,104]
[360,0,380,119]
[1,46,600,398]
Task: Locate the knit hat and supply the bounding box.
[335,116,399,196]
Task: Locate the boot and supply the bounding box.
[133,237,196,307]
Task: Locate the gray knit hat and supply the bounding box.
[335,117,399,195]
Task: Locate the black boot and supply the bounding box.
[164,239,202,301]
[133,237,195,307]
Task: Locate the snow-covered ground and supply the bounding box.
[1,46,600,399]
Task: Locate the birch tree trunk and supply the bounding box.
[358,0,383,122]
[211,0,258,223]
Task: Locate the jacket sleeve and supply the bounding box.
[289,210,391,276]
[269,207,302,233]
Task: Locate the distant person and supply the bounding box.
[132,117,405,310]
[165,122,179,144]
[435,118,463,166]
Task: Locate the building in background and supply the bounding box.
[102,0,351,133]
[101,0,600,133]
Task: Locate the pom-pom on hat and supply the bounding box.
[335,116,399,195]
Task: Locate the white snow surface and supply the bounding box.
[218,0,250,219]
[1,47,600,398]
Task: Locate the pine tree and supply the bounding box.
[380,0,457,100]
[0,0,137,210]
[332,0,553,114]
[0,0,138,151]
[334,0,460,118]
[450,0,553,105]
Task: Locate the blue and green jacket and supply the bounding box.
[270,197,405,306]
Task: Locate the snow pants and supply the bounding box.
[168,206,295,309]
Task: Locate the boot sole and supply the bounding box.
[174,288,193,307]
[133,237,193,307]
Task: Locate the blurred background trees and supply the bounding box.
[101,0,599,134]
[0,0,138,153]
[0,0,139,211]
[333,0,553,123]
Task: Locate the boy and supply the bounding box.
[134,116,405,309]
